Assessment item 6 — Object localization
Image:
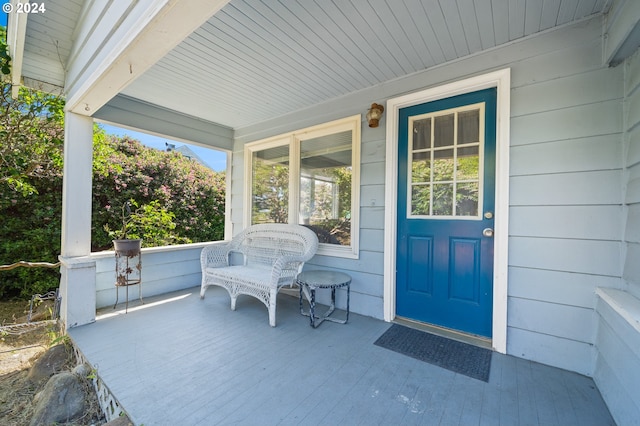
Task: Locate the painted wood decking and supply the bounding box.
[68,288,614,425]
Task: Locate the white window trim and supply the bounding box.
[244,115,361,259]
[384,69,510,354]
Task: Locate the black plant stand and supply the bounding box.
[113,239,143,313]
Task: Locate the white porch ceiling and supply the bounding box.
[19,0,611,130]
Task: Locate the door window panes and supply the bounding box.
[433,149,454,182]
[434,114,454,147]
[411,185,431,215]
[408,104,484,219]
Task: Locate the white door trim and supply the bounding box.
[383,69,511,353]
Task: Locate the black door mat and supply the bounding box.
[374,324,492,382]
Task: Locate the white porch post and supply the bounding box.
[59,112,96,329]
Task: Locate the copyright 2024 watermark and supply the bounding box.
[3,2,46,14]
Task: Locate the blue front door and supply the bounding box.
[396,88,496,338]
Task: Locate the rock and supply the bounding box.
[29,371,86,426]
[104,414,134,426]
[72,362,92,377]
[27,344,70,385]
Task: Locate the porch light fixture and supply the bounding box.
[366,103,384,128]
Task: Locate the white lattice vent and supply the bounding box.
[72,342,126,422]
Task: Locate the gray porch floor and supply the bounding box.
[68,288,614,426]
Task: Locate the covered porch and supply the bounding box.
[70,289,613,425]
[7,0,640,424]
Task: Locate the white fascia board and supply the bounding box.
[604,0,640,65]
[7,0,29,97]
[65,0,230,116]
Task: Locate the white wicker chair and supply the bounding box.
[200,223,319,326]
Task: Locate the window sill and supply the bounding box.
[317,244,359,259]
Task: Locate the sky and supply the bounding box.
[99,124,228,172]
[1,11,226,171]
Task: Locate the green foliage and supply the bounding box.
[105,199,190,247]
[0,26,11,75]
[91,135,226,250]
[410,155,479,216]
[0,84,64,298]
[1,84,226,298]
[251,160,289,224]
[0,85,64,198]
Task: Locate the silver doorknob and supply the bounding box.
[482,228,494,237]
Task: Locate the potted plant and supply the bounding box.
[109,200,142,257]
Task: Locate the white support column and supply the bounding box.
[59,112,96,329]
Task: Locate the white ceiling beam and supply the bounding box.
[604,0,640,66]
[6,0,29,98]
[65,0,230,116]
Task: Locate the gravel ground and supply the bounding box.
[0,300,105,425]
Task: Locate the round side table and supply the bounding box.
[297,270,351,328]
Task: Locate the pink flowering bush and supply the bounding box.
[1,104,226,297]
[92,133,226,251]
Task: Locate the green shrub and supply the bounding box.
[1,89,226,298]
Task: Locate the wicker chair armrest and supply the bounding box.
[200,242,232,269]
[270,255,306,287]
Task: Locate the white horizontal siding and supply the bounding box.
[509,237,621,277]
[510,135,621,176]
[360,135,387,165]
[360,162,385,186]
[509,206,622,240]
[360,185,385,210]
[625,204,640,244]
[594,289,640,425]
[512,41,604,89]
[597,311,640,390]
[511,66,623,119]
[592,44,640,426]
[507,327,595,375]
[627,127,640,170]
[508,298,596,343]
[594,356,639,425]
[509,171,622,206]
[310,251,385,277]
[624,50,640,299]
[511,101,623,146]
[360,229,384,252]
[359,206,385,229]
[624,169,640,204]
[509,267,622,308]
[93,244,209,309]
